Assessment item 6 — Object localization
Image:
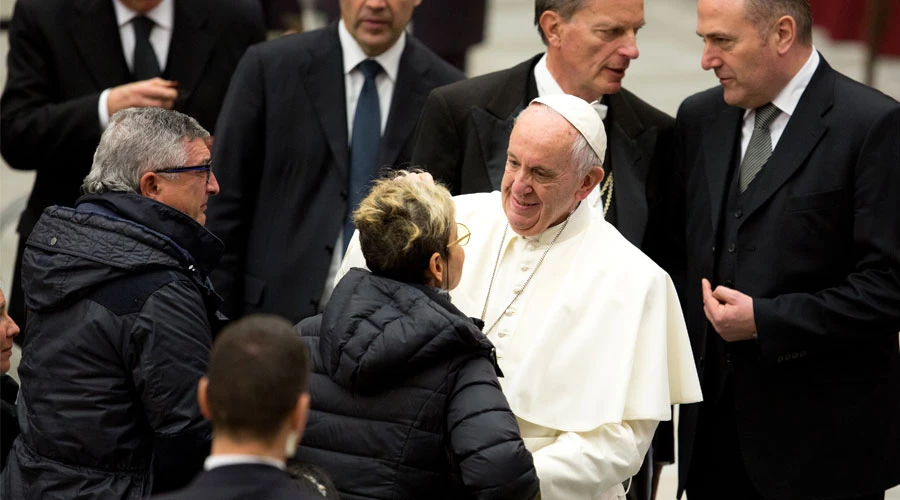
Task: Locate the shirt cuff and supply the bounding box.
[98,88,111,130]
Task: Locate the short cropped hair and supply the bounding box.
[81,107,210,195]
[745,0,813,45]
[205,314,310,443]
[353,171,455,284]
[534,0,583,44]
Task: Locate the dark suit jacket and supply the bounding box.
[674,57,900,500]
[152,463,319,500]
[205,24,465,322]
[0,0,265,323]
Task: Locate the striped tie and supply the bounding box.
[739,103,780,193]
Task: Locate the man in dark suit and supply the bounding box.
[314,0,485,72]
[0,0,266,330]
[153,314,319,500]
[675,1,900,499]
[205,0,464,323]
[411,1,675,498]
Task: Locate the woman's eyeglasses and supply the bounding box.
[448,222,470,248]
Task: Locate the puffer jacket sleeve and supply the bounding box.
[446,354,539,500]
[130,279,212,493]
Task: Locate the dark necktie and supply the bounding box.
[344,59,383,251]
[739,103,780,193]
[132,16,161,81]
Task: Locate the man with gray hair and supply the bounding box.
[3,107,224,499]
[344,94,702,500]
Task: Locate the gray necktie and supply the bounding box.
[739,103,780,193]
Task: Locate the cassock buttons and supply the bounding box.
[728,243,736,253]
[504,308,515,316]
[512,286,522,295]
[520,264,530,272]
[498,330,509,338]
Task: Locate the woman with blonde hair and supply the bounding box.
[294,172,538,500]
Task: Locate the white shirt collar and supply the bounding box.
[534,53,608,120]
[744,47,819,120]
[338,19,405,82]
[204,454,286,471]
[113,0,174,30]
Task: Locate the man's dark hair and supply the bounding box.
[745,0,813,45]
[206,314,310,443]
[534,0,583,44]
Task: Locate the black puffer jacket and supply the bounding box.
[294,268,538,500]
[2,192,224,500]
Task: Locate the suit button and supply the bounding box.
[734,209,743,218]
[728,243,736,253]
[711,245,716,253]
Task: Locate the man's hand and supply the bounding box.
[701,278,757,341]
[107,78,179,116]
[397,170,435,184]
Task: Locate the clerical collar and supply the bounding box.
[517,200,591,246]
[533,53,608,120]
[338,19,405,83]
[204,454,285,471]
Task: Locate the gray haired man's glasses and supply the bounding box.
[155,162,213,183]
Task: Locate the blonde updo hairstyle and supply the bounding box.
[353,171,455,285]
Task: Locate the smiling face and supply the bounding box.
[697,0,783,109]
[501,105,598,237]
[151,138,219,225]
[543,0,645,102]
[340,0,421,57]
[0,290,20,373]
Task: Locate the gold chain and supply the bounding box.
[480,213,573,335]
[592,171,614,217]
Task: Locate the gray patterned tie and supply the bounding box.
[739,103,780,193]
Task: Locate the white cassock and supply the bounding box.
[340,191,703,500]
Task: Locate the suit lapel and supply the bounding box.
[740,61,832,221]
[379,38,428,169]
[471,106,520,190]
[69,0,131,89]
[605,92,656,246]
[703,106,743,241]
[469,56,539,190]
[304,26,350,179]
[167,0,215,111]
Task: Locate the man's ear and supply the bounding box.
[291,393,311,439]
[773,15,797,55]
[139,171,163,200]
[197,377,212,420]
[575,166,604,201]
[425,252,443,287]
[539,10,564,46]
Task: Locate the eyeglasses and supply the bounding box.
[155,162,213,183]
[448,222,470,248]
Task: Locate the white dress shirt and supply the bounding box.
[98,0,175,128]
[340,192,703,499]
[740,48,820,160]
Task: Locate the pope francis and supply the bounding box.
[341,94,702,500]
